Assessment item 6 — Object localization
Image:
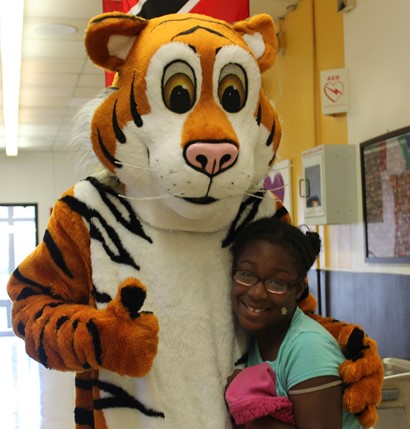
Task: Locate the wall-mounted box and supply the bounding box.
[301,144,357,225]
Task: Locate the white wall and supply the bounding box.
[0,151,89,239]
[344,0,410,143]
[340,0,410,275]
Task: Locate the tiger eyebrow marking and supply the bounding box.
[171,25,232,42]
[150,17,236,44]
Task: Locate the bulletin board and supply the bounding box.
[360,126,410,263]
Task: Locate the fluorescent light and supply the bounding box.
[0,0,24,156]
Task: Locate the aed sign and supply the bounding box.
[320,68,349,115]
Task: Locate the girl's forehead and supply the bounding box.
[237,239,291,261]
[240,238,283,252]
[237,238,298,264]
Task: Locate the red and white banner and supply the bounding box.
[102,0,249,22]
[102,0,250,85]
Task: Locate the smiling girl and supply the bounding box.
[225,218,361,429]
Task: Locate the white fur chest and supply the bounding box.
[73,178,252,428]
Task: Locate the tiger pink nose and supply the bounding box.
[185,142,238,176]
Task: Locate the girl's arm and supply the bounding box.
[250,375,343,429]
[250,416,289,429]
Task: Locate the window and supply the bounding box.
[0,204,38,333]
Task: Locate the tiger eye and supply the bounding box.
[162,61,196,114]
[218,63,247,113]
[163,73,195,113]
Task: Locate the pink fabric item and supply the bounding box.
[225,362,296,427]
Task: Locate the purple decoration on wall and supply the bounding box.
[263,172,285,202]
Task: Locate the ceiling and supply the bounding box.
[0,0,299,154]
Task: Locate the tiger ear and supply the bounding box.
[85,12,148,72]
[233,14,277,73]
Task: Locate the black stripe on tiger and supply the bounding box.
[171,25,233,43]
[86,319,103,366]
[273,205,289,220]
[13,267,64,301]
[35,302,64,321]
[97,128,122,169]
[75,375,93,391]
[87,177,152,243]
[154,15,232,33]
[112,99,126,143]
[222,191,265,248]
[60,195,140,270]
[256,103,262,126]
[265,117,275,147]
[94,379,165,418]
[94,289,112,304]
[56,316,69,330]
[130,74,143,128]
[72,320,92,370]
[17,321,25,337]
[38,321,49,368]
[43,229,74,279]
[74,407,95,428]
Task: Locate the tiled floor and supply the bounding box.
[0,335,75,429]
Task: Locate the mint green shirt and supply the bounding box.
[248,307,361,428]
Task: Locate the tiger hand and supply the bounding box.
[71,278,159,377]
[338,328,384,428]
[307,315,383,428]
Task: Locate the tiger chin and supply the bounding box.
[7,11,382,429]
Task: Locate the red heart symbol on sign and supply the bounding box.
[324,81,344,103]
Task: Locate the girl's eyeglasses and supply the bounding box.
[232,270,303,295]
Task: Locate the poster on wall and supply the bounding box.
[263,159,293,220]
[360,126,410,263]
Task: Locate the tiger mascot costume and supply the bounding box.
[8,11,383,429]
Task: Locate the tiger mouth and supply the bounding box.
[182,196,217,205]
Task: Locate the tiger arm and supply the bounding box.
[7,190,158,377]
[273,197,383,428]
[307,313,383,427]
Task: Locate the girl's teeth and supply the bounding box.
[247,304,266,313]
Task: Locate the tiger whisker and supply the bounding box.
[243,190,282,202]
[247,182,289,193]
[116,161,155,171]
[243,191,265,200]
[117,191,185,201]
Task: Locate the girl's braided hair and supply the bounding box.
[231,217,321,279]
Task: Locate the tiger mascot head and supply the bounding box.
[84,12,280,232]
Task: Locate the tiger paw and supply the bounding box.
[339,335,384,428]
[94,278,159,377]
[339,333,383,383]
[342,369,383,428]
